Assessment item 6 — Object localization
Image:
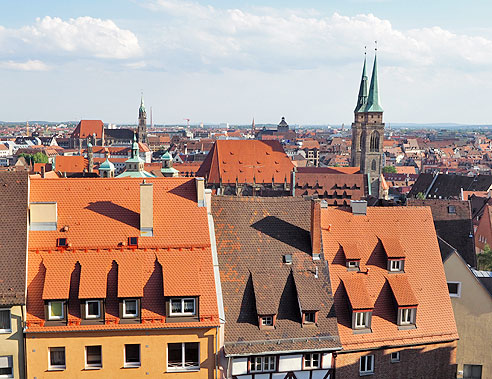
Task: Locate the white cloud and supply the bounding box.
[0,16,141,62]
[0,59,49,71]
[143,0,492,72]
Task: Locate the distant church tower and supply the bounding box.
[138,95,148,144]
[351,50,384,198]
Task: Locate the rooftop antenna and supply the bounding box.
[375,40,378,52]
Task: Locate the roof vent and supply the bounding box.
[350,200,367,215]
[283,254,292,264]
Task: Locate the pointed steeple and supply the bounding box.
[139,93,146,118]
[354,53,368,113]
[364,51,383,113]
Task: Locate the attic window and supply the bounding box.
[283,254,292,264]
[303,311,317,325]
[398,307,416,326]
[261,316,273,326]
[128,237,138,247]
[388,259,404,272]
[347,260,360,271]
[57,238,68,248]
[448,205,456,214]
[353,311,372,330]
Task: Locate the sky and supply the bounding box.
[2,0,492,125]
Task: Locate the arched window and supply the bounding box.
[371,159,377,171]
[370,131,380,152]
[360,131,366,150]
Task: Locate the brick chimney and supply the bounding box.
[311,199,321,260]
[140,181,153,236]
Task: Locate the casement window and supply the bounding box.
[48,347,66,370]
[398,307,416,326]
[85,300,101,319]
[304,353,320,369]
[48,301,64,320]
[447,282,461,298]
[261,316,273,326]
[123,299,139,318]
[347,260,360,270]
[448,205,456,214]
[0,310,11,333]
[359,355,374,375]
[463,364,482,379]
[170,298,196,316]
[167,342,199,371]
[250,356,276,373]
[85,346,102,369]
[124,344,140,368]
[0,356,13,378]
[390,352,400,363]
[353,311,372,330]
[304,312,316,324]
[389,260,404,272]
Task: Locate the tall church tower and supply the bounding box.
[351,51,384,198]
[137,95,148,144]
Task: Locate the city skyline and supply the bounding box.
[2,0,492,124]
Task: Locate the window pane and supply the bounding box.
[448,283,459,294]
[184,343,199,367]
[313,354,319,367]
[305,354,311,367]
[0,310,10,330]
[269,357,275,370]
[87,301,100,317]
[50,302,63,318]
[50,348,65,366]
[125,344,140,363]
[168,343,182,366]
[171,300,182,313]
[183,299,195,313]
[0,368,12,375]
[124,300,137,315]
[86,346,102,366]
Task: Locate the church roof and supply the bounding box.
[363,54,383,113]
[354,55,368,113]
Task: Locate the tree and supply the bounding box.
[477,244,492,271]
[382,166,397,173]
[33,152,49,163]
[416,192,426,200]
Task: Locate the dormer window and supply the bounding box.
[85,300,101,319]
[47,301,65,321]
[261,316,273,326]
[170,298,196,316]
[398,307,417,326]
[353,310,372,330]
[122,299,139,318]
[448,205,456,214]
[303,311,316,324]
[388,259,404,272]
[258,314,276,329]
[347,260,360,271]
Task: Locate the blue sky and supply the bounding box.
[2,0,492,125]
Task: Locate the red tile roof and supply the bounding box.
[380,237,406,258]
[71,120,104,139]
[321,207,458,351]
[387,275,418,307]
[342,242,361,260]
[342,276,373,310]
[55,156,88,173]
[197,140,294,184]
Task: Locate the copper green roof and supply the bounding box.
[354,56,368,113]
[98,158,114,171]
[363,54,383,113]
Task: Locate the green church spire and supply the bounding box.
[364,51,383,113]
[354,53,368,113]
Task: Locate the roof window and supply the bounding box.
[30,202,57,231]
[128,237,138,247]
[56,238,68,248]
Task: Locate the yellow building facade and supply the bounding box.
[26,327,218,378]
[0,305,25,379]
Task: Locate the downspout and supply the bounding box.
[22,305,27,379]
[215,326,219,379]
[227,356,232,379]
[424,172,439,199]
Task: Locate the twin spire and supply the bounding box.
[355,49,382,113]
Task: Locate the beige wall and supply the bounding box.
[26,327,217,378]
[0,305,25,379]
[444,252,492,378]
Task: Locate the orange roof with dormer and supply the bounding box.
[71,120,104,139]
[197,140,294,184]
[26,177,219,332]
[321,207,458,351]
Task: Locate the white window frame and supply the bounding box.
[250,356,276,373]
[166,342,200,372]
[0,355,13,378]
[390,352,400,363]
[359,355,374,375]
[389,260,403,272]
[348,260,359,269]
[354,311,370,329]
[123,299,139,318]
[398,308,416,326]
[48,301,64,320]
[0,309,11,333]
[48,347,66,371]
[124,344,141,368]
[169,298,196,316]
[85,345,102,369]
[304,353,320,369]
[448,281,462,298]
[85,300,101,319]
[304,312,315,323]
[448,205,456,214]
[261,316,273,326]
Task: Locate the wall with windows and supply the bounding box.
[25,327,217,378]
[334,342,456,378]
[444,252,492,379]
[0,305,25,379]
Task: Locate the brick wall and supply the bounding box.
[334,340,457,379]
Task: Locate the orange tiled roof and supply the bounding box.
[197,140,294,184]
[341,242,361,260]
[342,276,373,310]
[380,237,406,258]
[387,275,418,307]
[71,120,104,139]
[55,156,88,173]
[321,207,458,351]
[158,252,201,297]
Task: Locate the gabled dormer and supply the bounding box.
[292,270,321,327]
[342,277,374,334]
[380,237,405,273]
[387,275,418,330]
[341,242,361,271]
[252,271,279,330]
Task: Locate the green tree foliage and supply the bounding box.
[33,152,49,163]
[416,192,426,200]
[382,165,397,173]
[478,244,492,271]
